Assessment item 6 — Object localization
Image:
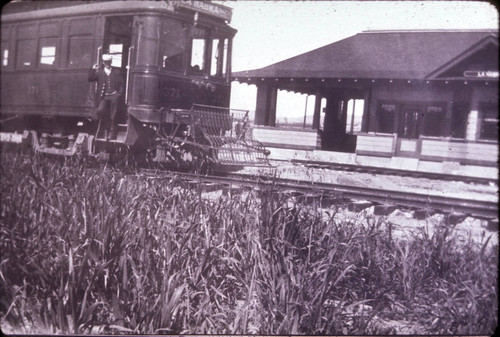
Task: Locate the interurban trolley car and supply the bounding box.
[0,0,269,167]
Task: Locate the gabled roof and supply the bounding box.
[427,34,498,79]
[233,30,498,80]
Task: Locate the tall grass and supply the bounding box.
[0,151,497,334]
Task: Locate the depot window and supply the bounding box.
[377,103,396,133]
[479,102,498,141]
[421,105,445,137]
[345,99,364,133]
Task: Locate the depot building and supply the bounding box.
[232,29,498,175]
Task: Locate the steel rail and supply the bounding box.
[4,144,495,218]
[139,169,498,219]
[288,158,497,186]
[271,178,497,219]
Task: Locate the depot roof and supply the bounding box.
[233,30,498,81]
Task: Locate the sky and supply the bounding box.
[213,0,499,120]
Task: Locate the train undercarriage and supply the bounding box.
[0,104,271,171]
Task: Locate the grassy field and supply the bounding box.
[0,151,497,334]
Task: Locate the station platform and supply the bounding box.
[264,147,498,181]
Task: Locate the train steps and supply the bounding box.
[95,123,127,143]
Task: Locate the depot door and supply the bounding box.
[398,105,422,139]
[396,105,422,155]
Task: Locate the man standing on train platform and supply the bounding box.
[88,54,125,140]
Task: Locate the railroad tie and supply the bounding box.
[347,200,373,212]
[445,212,468,225]
[373,204,398,216]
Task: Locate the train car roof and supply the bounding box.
[1,0,233,23]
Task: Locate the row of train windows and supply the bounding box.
[377,102,498,141]
[2,17,231,76]
[189,37,228,76]
[161,24,229,77]
[1,37,95,69]
[164,37,228,76]
[1,37,229,77]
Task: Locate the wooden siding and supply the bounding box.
[355,133,396,156]
[399,139,418,152]
[420,138,498,165]
[252,126,320,151]
[356,133,497,166]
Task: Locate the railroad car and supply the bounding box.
[0,0,269,167]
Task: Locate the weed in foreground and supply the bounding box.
[0,151,497,334]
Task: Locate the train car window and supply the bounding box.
[421,105,444,137]
[68,35,93,69]
[16,39,36,69]
[108,43,123,67]
[69,18,95,36]
[2,49,8,66]
[377,103,396,133]
[39,38,58,67]
[161,19,187,72]
[39,21,59,38]
[1,27,9,67]
[210,38,228,77]
[479,102,498,141]
[221,39,228,75]
[40,46,56,65]
[68,18,94,69]
[17,24,36,39]
[190,27,207,74]
[191,40,205,72]
[210,40,218,76]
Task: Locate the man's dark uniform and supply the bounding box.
[88,56,125,139]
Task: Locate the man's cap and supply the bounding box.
[102,54,112,61]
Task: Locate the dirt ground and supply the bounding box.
[237,161,498,248]
[239,161,498,202]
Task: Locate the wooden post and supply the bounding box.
[303,95,309,129]
[255,83,277,126]
[312,92,322,129]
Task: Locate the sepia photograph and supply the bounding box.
[0,0,498,335]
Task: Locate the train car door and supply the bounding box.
[99,16,134,124]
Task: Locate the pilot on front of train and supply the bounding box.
[88,54,125,140]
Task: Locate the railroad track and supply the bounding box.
[139,169,498,221]
[288,158,498,186]
[4,146,494,221]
